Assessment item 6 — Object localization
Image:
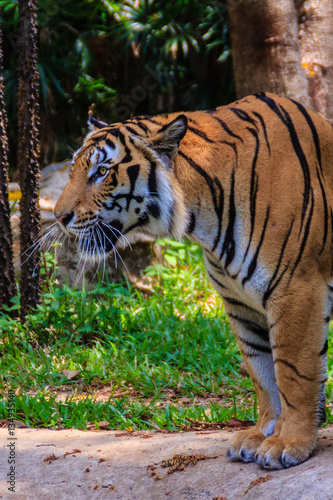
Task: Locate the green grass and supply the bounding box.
[0,239,332,430]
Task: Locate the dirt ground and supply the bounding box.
[0,425,333,500]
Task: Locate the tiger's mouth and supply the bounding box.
[78,219,124,256]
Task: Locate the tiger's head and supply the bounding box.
[54,114,188,257]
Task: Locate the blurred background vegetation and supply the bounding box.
[0,0,234,172]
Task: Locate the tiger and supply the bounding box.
[54,92,333,470]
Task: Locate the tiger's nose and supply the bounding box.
[55,211,74,227]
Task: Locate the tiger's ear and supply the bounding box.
[87,115,108,132]
[150,115,187,163]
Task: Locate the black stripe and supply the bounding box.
[126,165,140,210]
[256,94,311,234]
[263,218,294,307]
[147,202,160,218]
[274,358,315,381]
[220,169,236,268]
[228,313,269,341]
[179,151,223,247]
[230,107,259,131]
[223,297,258,313]
[243,128,260,262]
[132,121,151,134]
[252,111,271,154]
[239,338,271,354]
[188,125,215,143]
[124,125,141,136]
[279,390,295,409]
[212,177,224,251]
[289,188,314,280]
[320,339,328,356]
[210,115,244,143]
[207,271,226,289]
[187,211,196,234]
[206,256,226,275]
[148,161,158,195]
[316,165,328,255]
[290,98,322,175]
[242,206,270,286]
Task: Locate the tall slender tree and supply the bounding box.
[297,0,333,120]
[17,0,41,317]
[0,30,15,310]
[227,0,311,106]
[227,0,333,121]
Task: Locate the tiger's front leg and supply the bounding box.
[253,277,329,469]
[224,303,282,463]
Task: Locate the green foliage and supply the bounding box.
[0,240,332,429]
[1,0,233,169]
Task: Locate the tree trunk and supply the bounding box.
[227,0,311,106]
[17,0,41,317]
[297,0,333,120]
[0,31,15,310]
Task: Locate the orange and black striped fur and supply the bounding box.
[55,93,333,469]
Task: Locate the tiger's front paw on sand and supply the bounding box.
[254,435,315,470]
[227,429,266,463]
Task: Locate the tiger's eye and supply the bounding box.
[98,166,108,176]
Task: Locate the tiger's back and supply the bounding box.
[55,92,333,470]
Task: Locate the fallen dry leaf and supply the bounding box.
[161,454,218,475]
[0,419,27,428]
[98,459,106,463]
[64,449,81,457]
[242,475,272,495]
[62,369,80,380]
[44,454,59,463]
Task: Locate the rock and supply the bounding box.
[9,161,155,287]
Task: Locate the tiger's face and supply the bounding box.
[54,115,188,257]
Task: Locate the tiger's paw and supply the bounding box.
[255,435,315,470]
[227,429,266,463]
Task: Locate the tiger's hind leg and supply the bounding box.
[225,303,282,463]
[254,277,329,470]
